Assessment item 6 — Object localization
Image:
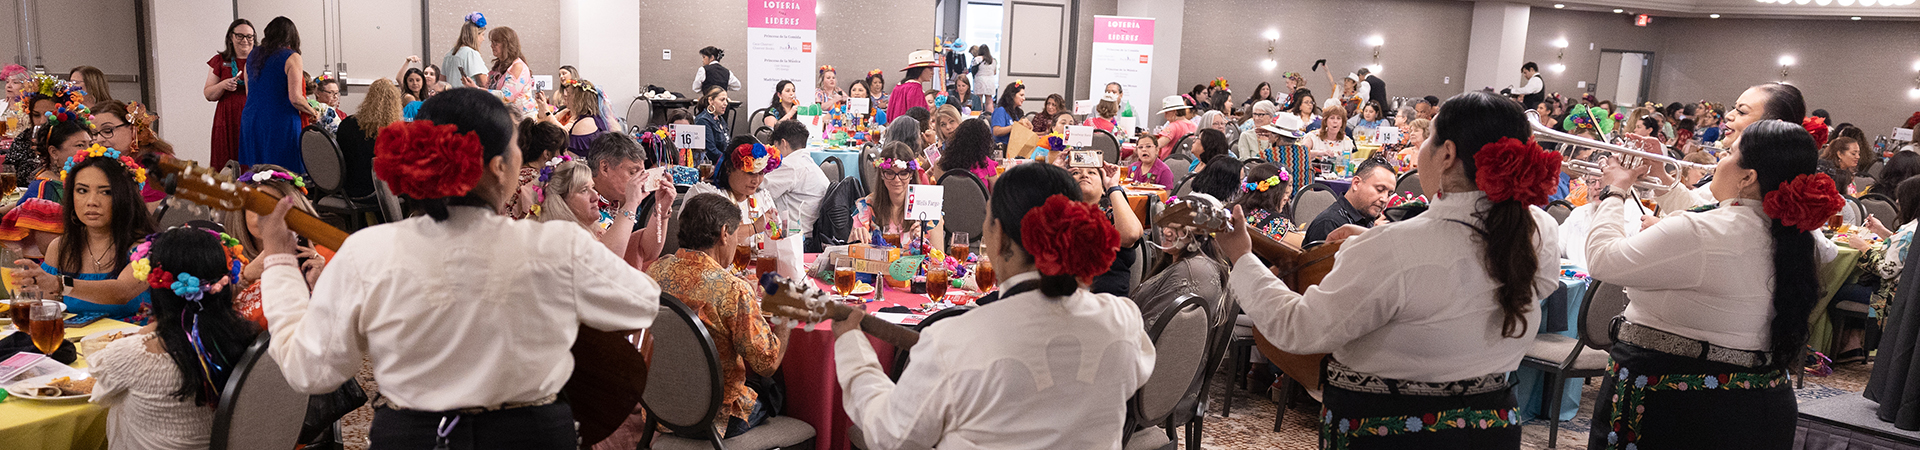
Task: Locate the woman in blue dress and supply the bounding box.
[14,149,157,323]
[239,17,317,172]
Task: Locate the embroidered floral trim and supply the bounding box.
[1319,406,1519,450]
[1602,361,1789,449]
[1247,209,1298,242]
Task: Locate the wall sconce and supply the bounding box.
[1550,63,1567,73]
[1265,29,1280,55]
[1366,35,1385,59]
[1779,55,1796,78]
[1552,38,1569,58]
[1367,64,1383,75]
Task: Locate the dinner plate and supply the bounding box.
[851,283,876,295]
[5,373,93,402]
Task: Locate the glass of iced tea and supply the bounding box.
[0,173,16,197]
[949,232,970,262]
[697,163,715,181]
[755,249,778,277]
[28,300,65,355]
[732,243,755,272]
[833,256,857,297]
[976,259,996,292]
[882,231,904,248]
[925,266,949,303]
[1827,213,1845,233]
[1639,198,1658,215]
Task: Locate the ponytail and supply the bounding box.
[1433,91,1556,339]
[1482,201,1539,338]
[1743,119,1838,371]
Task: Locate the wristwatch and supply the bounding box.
[1594,185,1630,202]
[1106,186,1128,198]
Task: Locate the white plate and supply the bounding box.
[79,327,137,343]
[851,283,876,295]
[6,373,93,402]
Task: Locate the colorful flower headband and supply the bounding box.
[311,73,333,85]
[531,155,575,206]
[874,158,918,171]
[560,78,599,96]
[465,11,487,27]
[868,69,884,77]
[1009,79,1025,90]
[61,144,147,189]
[819,65,836,74]
[44,103,93,132]
[1210,77,1230,90]
[1244,173,1289,192]
[240,168,308,194]
[728,142,781,175]
[128,227,249,405]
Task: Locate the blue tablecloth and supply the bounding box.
[1314,178,1352,195]
[809,147,864,184]
[1514,271,1591,422]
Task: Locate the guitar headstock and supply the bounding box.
[758,274,836,322]
[152,156,252,212]
[1156,194,1234,235]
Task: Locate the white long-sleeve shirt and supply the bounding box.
[691,62,742,93]
[263,206,660,411]
[1585,196,1777,351]
[764,146,830,235]
[1229,191,1558,382]
[1511,75,1544,95]
[1651,180,1838,263]
[836,271,1155,450]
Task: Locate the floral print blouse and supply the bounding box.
[489,59,538,118]
[646,250,783,435]
[1247,207,1299,242]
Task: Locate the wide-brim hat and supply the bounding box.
[1263,114,1307,139]
[902,50,942,71]
[1157,95,1192,114]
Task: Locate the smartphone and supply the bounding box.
[296,237,313,266]
[65,312,105,328]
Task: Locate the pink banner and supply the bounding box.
[749,0,816,30]
[1093,17,1153,45]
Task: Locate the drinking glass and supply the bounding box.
[949,232,971,262]
[925,267,949,303]
[832,256,857,298]
[755,248,778,278]
[28,300,65,355]
[976,259,997,292]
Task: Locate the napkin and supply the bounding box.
[0,333,78,365]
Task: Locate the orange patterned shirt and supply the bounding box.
[646,249,782,434]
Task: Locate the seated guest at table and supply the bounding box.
[89,227,261,450]
[1392,118,1432,168]
[1304,157,1395,245]
[1680,151,1715,188]
[222,164,324,327]
[764,120,829,238]
[1155,95,1196,158]
[831,162,1153,449]
[256,88,661,449]
[765,80,799,131]
[506,119,567,219]
[560,79,608,158]
[588,133,674,267]
[1306,105,1354,159]
[1351,101,1386,140]
[1033,94,1067,134]
[929,105,962,151]
[936,119,999,189]
[1258,115,1312,196]
[1584,119,1836,449]
[689,136,784,240]
[0,111,89,251]
[650,193,795,437]
[1127,134,1174,189]
[1289,90,1321,132]
[14,147,157,323]
[1196,110,1237,149]
[1219,91,1561,449]
[816,65,842,106]
[1235,100,1278,159]
[532,160,603,228]
[1067,157,1143,296]
[693,86,732,164]
[1840,177,1920,362]
[1133,191,1230,326]
[1186,128,1231,175]
[1187,156,1246,202]
[852,142,945,253]
[1085,92,1119,133]
[328,80,401,200]
[948,74,982,114]
[1233,163,1297,242]
[1819,136,1862,192]
[989,81,1027,146]
[845,80,875,126]
[1649,83,1808,209]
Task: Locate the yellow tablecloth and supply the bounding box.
[0,318,133,450]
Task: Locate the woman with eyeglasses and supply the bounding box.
[203,18,254,170]
[850,142,945,252]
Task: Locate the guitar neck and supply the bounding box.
[245,190,351,250]
[819,301,920,349]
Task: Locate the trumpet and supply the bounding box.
[1527,110,1712,191]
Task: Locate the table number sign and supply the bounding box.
[849,98,870,115]
[669,124,706,149]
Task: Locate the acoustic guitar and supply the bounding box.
[154,157,646,446]
[758,275,921,349]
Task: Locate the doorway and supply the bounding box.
[1596,50,1653,112]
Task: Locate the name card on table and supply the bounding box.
[669,124,706,149]
[1896,128,1914,142]
[906,185,945,221]
[1376,126,1402,145]
[1066,125,1095,147]
[848,98,871,115]
[1075,99,1096,115]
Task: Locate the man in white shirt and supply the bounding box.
[1503,62,1545,109]
[763,120,829,236]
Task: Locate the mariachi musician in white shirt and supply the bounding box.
[831,162,1155,449]
[256,88,662,449]
[1582,119,1840,449]
[1219,91,1561,449]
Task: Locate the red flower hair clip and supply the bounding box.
[1802,116,1830,149]
[1763,173,1845,232]
[1019,195,1120,284]
[373,120,485,200]
[1473,137,1562,206]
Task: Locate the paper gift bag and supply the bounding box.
[1008,124,1041,159]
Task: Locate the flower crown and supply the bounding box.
[240,168,308,194]
[43,103,93,132]
[531,155,576,207]
[465,11,487,27]
[373,120,484,200]
[1210,77,1230,90]
[61,144,147,189]
[126,101,157,135]
[1244,172,1289,192]
[129,228,248,302]
[727,142,781,175]
[868,69,884,77]
[819,65,836,74]
[560,78,599,96]
[1009,79,1025,89]
[311,73,333,85]
[874,158,918,171]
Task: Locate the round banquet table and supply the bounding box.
[781,253,984,450]
[0,318,139,450]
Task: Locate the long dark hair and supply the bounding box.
[248,17,300,74]
[1195,128,1230,164]
[940,119,993,173]
[58,157,156,275]
[1741,119,1825,370]
[990,162,1085,297]
[410,88,515,221]
[769,80,795,111]
[220,19,254,62]
[1250,82,1273,102]
[402,68,427,99]
[711,136,760,190]
[1190,155,1244,200]
[37,119,92,175]
[1754,82,1807,124]
[1432,91,1540,339]
[1880,152,1920,203]
[1897,176,1920,226]
[868,142,918,231]
[998,82,1025,118]
[146,227,259,406]
[1231,163,1291,213]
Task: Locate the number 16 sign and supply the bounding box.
[669,124,707,150]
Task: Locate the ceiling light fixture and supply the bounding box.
[1710,13,1722,18]
[1840,0,1855,4]
[1795,0,1812,5]
[1554,3,1565,7]
[1817,0,1832,5]
[1863,0,1877,6]
[1613,8,1625,13]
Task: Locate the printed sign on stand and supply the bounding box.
[747,0,817,112]
[1066,125,1094,147]
[670,124,706,149]
[906,185,945,221]
[1895,128,1914,142]
[849,98,871,115]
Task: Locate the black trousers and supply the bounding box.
[369,402,575,450]
[1587,342,1795,450]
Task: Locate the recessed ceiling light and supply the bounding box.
[1554,3,1565,8]
[1862,0,1877,6]
[1840,0,1855,4]
[1710,13,1722,18]
[1613,8,1625,13]
[1817,0,1831,5]
[1852,16,1862,20]
[1795,0,1811,5]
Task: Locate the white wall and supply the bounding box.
[1464,1,1530,95]
[1118,0,1179,128]
[148,0,234,163]
[560,0,639,121]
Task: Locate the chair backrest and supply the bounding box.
[1578,281,1631,350]
[300,126,344,193]
[811,176,868,250]
[638,294,726,440]
[1860,193,1897,225]
[753,127,773,145]
[1166,154,1192,183]
[210,332,307,450]
[1867,158,1886,181]
[1842,197,1866,226]
[1173,133,1196,159]
[627,97,653,128]
[1855,176,1876,193]
[154,197,219,230]
[938,169,989,243]
[1290,183,1339,223]
[1546,200,1574,225]
[1092,128,1122,164]
[745,108,771,140]
[373,176,406,223]
[1130,295,1211,428]
[821,156,846,184]
[858,148,878,189]
[1394,169,1422,197]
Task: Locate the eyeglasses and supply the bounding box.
[231,33,255,41]
[880,170,915,180]
[95,122,130,138]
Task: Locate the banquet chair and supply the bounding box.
[1123,295,1211,450]
[1519,280,1628,449]
[1172,134,1197,160]
[744,108,771,140]
[937,169,989,244]
[372,176,407,223]
[858,148,878,191]
[627,97,653,129]
[1166,153,1193,185]
[640,294,817,450]
[1394,169,1422,197]
[1546,200,1575,225]
[820,156,846,184]
[1288,183,1338,224]
[1093,128,1123,164]
[299,125,380,230]
[810,177,867,253]
[1855,175,1876,193]
[1860,193,1897,225]
[1173,284,1238,447]
[211,332,309,450]
[1842,197,1867,226]
[1866,158,1886,182]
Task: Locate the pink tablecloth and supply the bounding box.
[782,253,941,450]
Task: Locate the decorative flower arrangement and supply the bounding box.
[373,120,484,200]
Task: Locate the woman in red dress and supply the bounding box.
[204,19,253,170]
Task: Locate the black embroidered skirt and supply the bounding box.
[1586,342,1795,450]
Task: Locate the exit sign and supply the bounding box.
[1635,14,1652,26]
